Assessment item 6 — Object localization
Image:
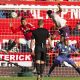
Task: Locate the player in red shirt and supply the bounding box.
[2,17,35,54]
[10,17,35,40]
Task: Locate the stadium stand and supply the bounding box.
[0,1,80,77]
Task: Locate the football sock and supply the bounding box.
[36,63,41,75]
[40,64,45,75]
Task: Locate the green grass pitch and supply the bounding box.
[0,77,80,80]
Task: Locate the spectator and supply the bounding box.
[1,40,18,54]
[4,10,14,18]
[0,10,6,18]
[73,22,80,36]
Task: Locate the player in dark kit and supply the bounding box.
[47,3,70,39]
[47,36,80,77]
[30,19,52,80]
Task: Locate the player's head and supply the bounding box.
[64,38,69,46]
[21,17,27,26]
[60,35,65,43]
[47,10,52,18]
[38,19,44,28]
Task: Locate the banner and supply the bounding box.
[0,52,32,67]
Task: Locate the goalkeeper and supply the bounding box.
[47,36,80,76]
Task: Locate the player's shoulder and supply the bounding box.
[38,28,48,31]
[32,28,39,33]
[27,23,34,27]
[69,44,76,48]
[43,28,49,31]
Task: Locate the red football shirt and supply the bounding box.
[10,23,35,40]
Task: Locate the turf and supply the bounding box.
[0,77,80,80]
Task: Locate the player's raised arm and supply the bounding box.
[56,3,62,14]
[47,3,62,18]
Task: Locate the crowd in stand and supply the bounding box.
[0,10,33,18]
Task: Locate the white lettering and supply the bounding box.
[4,55,9,61]
[25,55,31,60]
[20,6,80,19]
[15,55,18,61]
[37,9,43,19]
[31,9,37,19]
[71,9,79,19]
[19,55,24,61]
[10,55,15,61]
[0,54,32,61]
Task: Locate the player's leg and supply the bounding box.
[70,62,80,74]
[36,45,47,80]
[47,56,62,76]
[35,59,41,80]
[40,61,45,80]
[35,45,47,80]
[35,57,41,80]
[40,47,47,78]
[35,46,42,80]
[59,26,70,38]
[36,60,45,80]
[47,59,59,77]
[32,55,36,73]
[65,58,80,74]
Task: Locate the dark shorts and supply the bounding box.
[59,26,70,38]
[54,55,75,66]
[35,45,47,61]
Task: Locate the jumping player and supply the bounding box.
[47,3,70,38]
[2,17,35,54]
[10,17,35,47]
